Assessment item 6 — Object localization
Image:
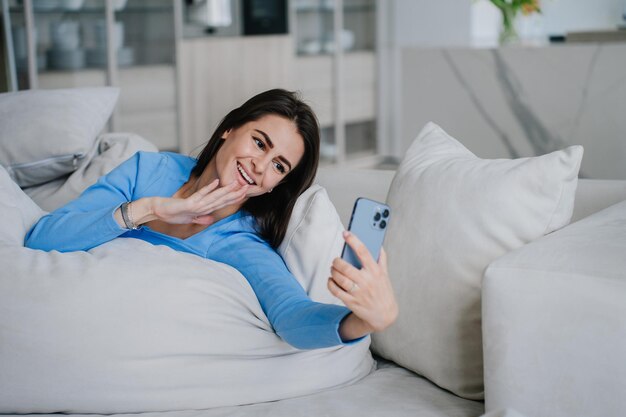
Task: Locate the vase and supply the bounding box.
[498,6,519,45]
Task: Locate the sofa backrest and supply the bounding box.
[315,168,395,227]
[573,179,626,222]
[316,168,626,226]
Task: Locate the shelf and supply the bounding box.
[294,5,374,13]
[9,6,172,14]
[296,48,375,57]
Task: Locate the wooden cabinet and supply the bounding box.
[178,35,294,154]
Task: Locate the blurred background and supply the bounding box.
[1,0,626,178]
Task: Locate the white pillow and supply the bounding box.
[0,164,45,246]
[371,122,583,400]
[0,238,373,413]
[278,184,346,305]
[0,181,373,414]
[0,87,119,187]
[24,132,158,212]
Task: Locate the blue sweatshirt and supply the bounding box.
[25,151,358,350]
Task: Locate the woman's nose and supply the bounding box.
[252,155,271,174]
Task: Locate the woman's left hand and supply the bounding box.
[328,231,398,338]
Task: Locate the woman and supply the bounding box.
[25,89,398,350]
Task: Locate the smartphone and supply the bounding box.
[341,198,391,269]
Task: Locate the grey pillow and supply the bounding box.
[0,164,45,246]
[0,87,119,187]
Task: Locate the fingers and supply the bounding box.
[194,180,237,201]
[191,214,215,226]
[200,183,248,212]
[330,265,360,293]
[189,181,249,215]
[197,178,220,195]
[343,231,377,270]
[327,277,355,304]
[379,247,388,271]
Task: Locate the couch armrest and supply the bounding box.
[315,168,395,226]
[482,200,626,417]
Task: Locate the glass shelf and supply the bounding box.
[10,6,172,13]
[295,5,374,13]
[7,0,181,151]
[294,0,376,56]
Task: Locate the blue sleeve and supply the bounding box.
[24,151,159,252]
[211,232,364,350]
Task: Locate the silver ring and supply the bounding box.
[349,282,359,293]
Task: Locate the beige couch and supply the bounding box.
[317,167,626,417]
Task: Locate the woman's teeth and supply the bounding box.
[237,163,254,185]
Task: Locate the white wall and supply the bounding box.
[391,0,471,47]
[471,0,626,46]
[541,0,624,34]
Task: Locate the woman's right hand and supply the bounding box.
[149,179,248,225]
[127,180,248,225]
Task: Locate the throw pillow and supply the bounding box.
[278,184,345,305]
[0,164,45,246]
[0,87,119,187]
[24,132,158,212]
[371,122,583,400]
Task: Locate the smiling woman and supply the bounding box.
[24,89,398,350]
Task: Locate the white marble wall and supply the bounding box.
[398,43,626,179]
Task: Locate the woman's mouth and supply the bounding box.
[237,162,255,185]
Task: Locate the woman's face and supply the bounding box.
[213,114,305,198]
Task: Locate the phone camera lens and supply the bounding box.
[374,212,381,221]
[382,209,389,218]
[379,220,387,229]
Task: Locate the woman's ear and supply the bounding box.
[221,128,232,140]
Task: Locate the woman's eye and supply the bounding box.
[274,161,286,174]
[254,137,265,150]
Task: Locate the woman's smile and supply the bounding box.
[236,162,256,186]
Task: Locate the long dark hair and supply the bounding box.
[190,89,320,248]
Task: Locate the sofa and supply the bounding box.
[1,87,626,417]
[317,167,626,417]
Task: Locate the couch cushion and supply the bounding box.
[0,165,45,246]
[278,184,346,305]
[371,122,583,399]
[483,200,626,417]
[24,132,157,212]
[0,169,373,415]
[0,87,119,187]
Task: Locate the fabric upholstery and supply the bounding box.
[483,200,626,417]
[0,87,119,187]
[371,122,583,399]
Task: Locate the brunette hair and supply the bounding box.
[190,89,320,248]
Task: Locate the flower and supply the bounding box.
[489,0,542,44]
[521,0,541,15]
[489,0,542,15]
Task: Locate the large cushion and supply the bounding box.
[0,87,119,187]
[0,163,373,413]
[278,184,345,305]
[371,122,583,399]
[483,200,626,417]
[0,165,45,246]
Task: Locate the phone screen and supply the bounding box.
[341,198,390,269]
